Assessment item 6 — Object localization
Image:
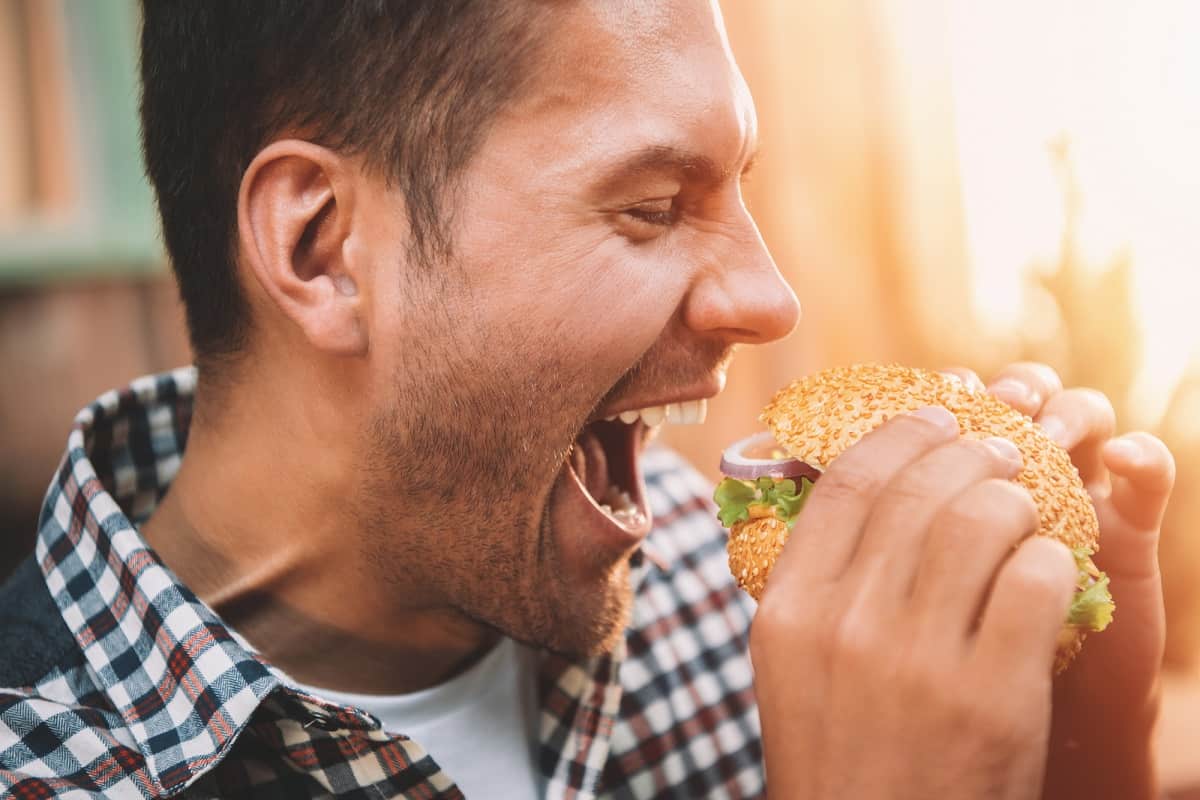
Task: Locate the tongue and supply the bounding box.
[577,427,610,503]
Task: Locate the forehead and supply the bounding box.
[505,0,756,171]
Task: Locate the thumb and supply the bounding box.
[1091,432,1174,579]
[1103,433,1174,531]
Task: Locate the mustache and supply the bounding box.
[595,340,738,414]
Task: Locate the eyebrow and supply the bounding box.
[594,142,759,194]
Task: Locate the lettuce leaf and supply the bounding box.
[1067,547,1114,631]
[714,475,815,528]
[1068,574,1114,631]
[714,478,758,527]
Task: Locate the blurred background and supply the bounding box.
[1,0,1198,792]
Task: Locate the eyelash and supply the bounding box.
[625,202,678,227]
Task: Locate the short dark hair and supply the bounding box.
[139,1,548,368]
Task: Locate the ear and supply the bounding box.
[237,140,368,356]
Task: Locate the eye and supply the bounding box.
[623,198,679,228]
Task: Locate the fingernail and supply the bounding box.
[988,378,1033,406]
[983,436,1023,465]
[910,405,958,434]
[1039,416,1069,447]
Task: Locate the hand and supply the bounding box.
[752,406,1077,800]
[945,363,1175,800]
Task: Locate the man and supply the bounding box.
[0,2,1174,798]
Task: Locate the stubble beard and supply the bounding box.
[357,341,636,659]
[525,499,635,657]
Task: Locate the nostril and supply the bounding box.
[725,327,762,341]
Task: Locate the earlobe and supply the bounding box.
[238,140,369,357]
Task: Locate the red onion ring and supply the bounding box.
[719,431,822,481]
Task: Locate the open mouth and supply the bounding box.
[567,419,651,537]
[557,398,709,551]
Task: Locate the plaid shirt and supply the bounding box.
[0,369,764,799]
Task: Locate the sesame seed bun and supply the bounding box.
[726,362,1102,673]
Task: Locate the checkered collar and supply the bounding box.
[34,368,279,794]
[32,367,664,797]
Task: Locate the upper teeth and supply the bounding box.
[605,398,707,426]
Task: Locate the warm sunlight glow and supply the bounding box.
[950,0,1200,427]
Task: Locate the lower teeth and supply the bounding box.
[598,484,645,526]
[599,505,645,525]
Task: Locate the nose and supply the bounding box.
[682,213,801,345]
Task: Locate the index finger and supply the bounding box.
[986,362,1064,418]
[772,406,959,586]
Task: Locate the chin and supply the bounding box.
[522,555,635,659]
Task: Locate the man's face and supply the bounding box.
[357,0,799,655]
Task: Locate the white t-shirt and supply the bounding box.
[292,637,543,799]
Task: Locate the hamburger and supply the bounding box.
[714,363,1113,673]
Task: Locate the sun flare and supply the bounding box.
[949,0,1200,428]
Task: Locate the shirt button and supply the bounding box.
[303,710,341,731]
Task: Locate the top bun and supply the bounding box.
[759,363,1099,555]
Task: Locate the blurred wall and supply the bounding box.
[0,280,191,570]
[0,0,190,571]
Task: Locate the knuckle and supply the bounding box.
[751,594,821,655]
[831,606,881,666]
[750,593,795,642]
[1126,430,1168,454]
[1020,361,1064,393]
[1075,385,1113,410]
[1123,431,1176,482]
[1006,539,1074,598]
[933,503,992,538]
[994,361,1061,399]
[985,479,1040,529]
[945,438,1022,482]
[872,473,933,511]
[1071,387,1117,427]
[891,409,953,441]
[748,608,784,663]
[1128,429,1176,460]
[960,439,1018,474]
[939,367,984,391]
[912,438,996,481]
[813,463,883,508]
[941,479,1038,539]
[968,703,1029,750]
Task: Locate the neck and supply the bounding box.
[141,371,498,694]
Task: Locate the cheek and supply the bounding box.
[588,239,693,354]
[482,236,691,373]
